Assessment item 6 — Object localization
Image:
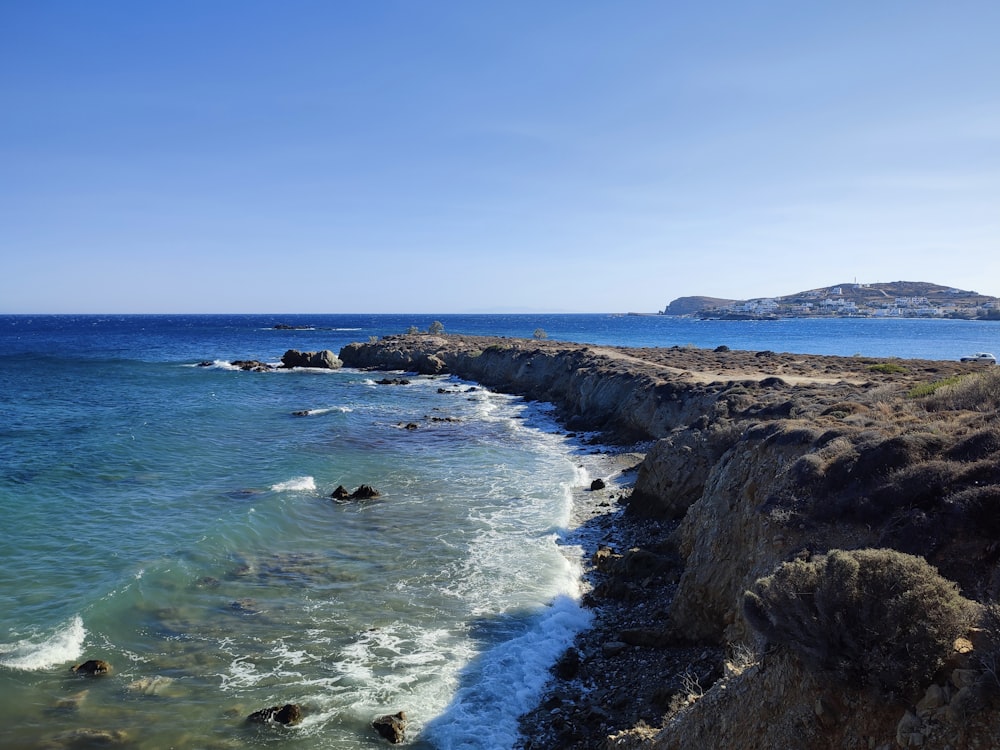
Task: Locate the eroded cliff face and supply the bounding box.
[339,334,853,443]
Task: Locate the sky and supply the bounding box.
[1,1,998,314]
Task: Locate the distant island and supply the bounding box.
[661,281,1000,320]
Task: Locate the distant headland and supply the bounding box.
[661,281,1000,320]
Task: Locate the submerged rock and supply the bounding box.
[46,728,130,746]
[51,689,89,713]
[126,675,177,697]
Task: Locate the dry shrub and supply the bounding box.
[851,433,946,484]
[790,452,825,486]
[947,427,1000,462]
[947,485,1000,536]
[797,431,985,524]
[977,601,1000,693]
[862,384,905,406]
[743,548,972,700]
[821,401,868,417]
[867,459,967,512]
[922,368,1000,412]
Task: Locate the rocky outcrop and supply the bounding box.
[281,349,342,369]
[372,711,407,743]
[666,422,830,643]
[231,359,274,372]
[607,640,1000,750]
[629,423,742,518]
[661,295,736,316]
[339,335,828,443]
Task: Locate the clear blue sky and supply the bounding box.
[2,1,998,313]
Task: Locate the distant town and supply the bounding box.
[661,281,1000,320]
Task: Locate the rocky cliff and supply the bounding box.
[339,333,1000,750]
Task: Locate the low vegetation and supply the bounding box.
[743,548,973,699]
[868,362,907,374]
[907,373,966,399]
[919,367,1000,412]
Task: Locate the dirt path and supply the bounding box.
[587,346,866,386]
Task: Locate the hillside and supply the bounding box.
[662,281,1000,319]
[661,295,737,316]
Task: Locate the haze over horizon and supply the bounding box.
[2,2,998,314]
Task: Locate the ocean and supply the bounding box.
[1,313,997,749]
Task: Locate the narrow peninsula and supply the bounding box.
[340,332,1000,750]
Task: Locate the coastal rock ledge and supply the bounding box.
[339,333,1000,750]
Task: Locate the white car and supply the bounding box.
[960,352,997,364]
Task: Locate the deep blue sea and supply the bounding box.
[1,314,997,749]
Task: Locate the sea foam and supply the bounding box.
[270,476,317,492]
[421,596,592,749]
[0,615,86,671]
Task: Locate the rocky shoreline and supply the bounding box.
[339,333,1000,749]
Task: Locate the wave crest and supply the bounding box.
[0,615,86,671]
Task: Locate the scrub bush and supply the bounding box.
[868,362,907,374]
[918,368,1000,412]
[743,548,972,699]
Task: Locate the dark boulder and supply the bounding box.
[71,659,111,676]
[246,703,303,726]
[281,349,342,370]
[331,485,382,502]
[372,711,407,743]
[590,478,607,491]
[555,647,581,679]
[231,360,275,372]
[376,378,411,385]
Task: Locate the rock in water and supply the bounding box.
[230,360,274,372]
[372,711,407,743]
[246,703,303,726]
[71,660,112,676]
[330,484,382,502]
[281,349,342,369]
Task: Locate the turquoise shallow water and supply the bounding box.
[0,314,997,748]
